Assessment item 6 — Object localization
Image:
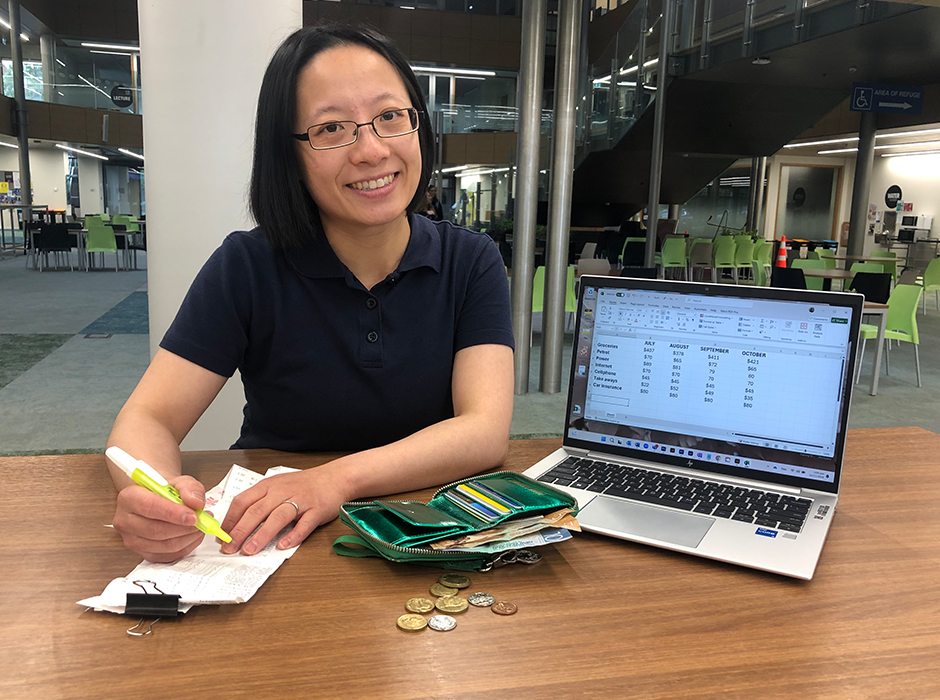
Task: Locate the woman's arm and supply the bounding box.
[220,342,514,554]
[107,348,228,561]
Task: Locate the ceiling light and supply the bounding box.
[0,141,18,149]
[56,58,66,67]
[81,42,139,52]
[90,50,135,57]
[881,150,940,158]
[77,74,110,99]
[441,165,469,173]
[118,148,145,161]
[411,66,496,77]
[819,139,940,155]
[56,144,108,161]
[785,137,859,148]
[817,147,859,155]
[0,18,29,41]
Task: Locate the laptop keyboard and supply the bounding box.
[538,456,813,533]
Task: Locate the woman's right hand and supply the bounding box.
[111,475,208,562]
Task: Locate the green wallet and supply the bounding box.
[332,471,579,572]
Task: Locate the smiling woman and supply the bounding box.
[104,24,514,563]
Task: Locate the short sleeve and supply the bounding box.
[454,236,515,352]
[159,232,256,377]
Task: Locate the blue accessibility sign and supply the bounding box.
[851,82,924,115]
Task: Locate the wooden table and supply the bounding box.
[3,432,940,699]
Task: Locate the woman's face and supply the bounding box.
[294,44,421,235]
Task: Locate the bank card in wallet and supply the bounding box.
[332,471,580,571]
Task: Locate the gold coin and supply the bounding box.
[435,595,469,614]
[429,583,458,597]
[439,573,471,589]
[405,597,435,614]
[397,614,428,632]
[491,600,518,616]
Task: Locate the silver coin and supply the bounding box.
[427,614,457,632]
[467,592,495,607]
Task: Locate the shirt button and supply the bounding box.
[366,298,377,309]
[367,331,378,343]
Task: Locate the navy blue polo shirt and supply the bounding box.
[160,215,514,452]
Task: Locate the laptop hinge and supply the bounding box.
[585,450,803,496]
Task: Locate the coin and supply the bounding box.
[405,597,435,614]
[397,614,428,632]
[467,592,495,607]
[427,614,457,632]
[491,600,518,616]
[429,583,458,597]
[439,573,471,589]
[435,595,469,614]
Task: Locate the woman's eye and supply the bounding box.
[320,122,343,134]
[379,111,400,122]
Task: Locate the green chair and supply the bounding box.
[851,261,885,274]
[755,240,773,270]
[819,251,838,269]
[85,221,120,271]
[751,260,768,287]
[713,236,736,283]
[856,284,923,387]
[792,259,827,291]
[688,239,714,281]
[732,238,754,284]
[920,257,940,313]
[660,237,688,280]
[806,250,820,260]
[869,251,897,282]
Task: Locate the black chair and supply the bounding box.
[848,272,892,304]
[770,267,807,289]
[36,224,74,271]
[620,266,658,279]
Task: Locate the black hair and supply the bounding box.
[249,23,434,248]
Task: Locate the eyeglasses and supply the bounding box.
[292,108,421,150]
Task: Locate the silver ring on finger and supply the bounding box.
[281,499,301,519]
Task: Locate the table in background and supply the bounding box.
[862,301,889,395]
[0,203,49,255]
[801,267,855,291]
[2,431,940,699]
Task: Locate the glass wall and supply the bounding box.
[677,166,760,237]
[53,46,140,114]
[774,165,840,241]
[1,59,42,100]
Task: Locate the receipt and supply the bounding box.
[79,464,300,614]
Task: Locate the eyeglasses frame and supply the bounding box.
[292,108,423,151]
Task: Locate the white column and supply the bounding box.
[138,0,301,449]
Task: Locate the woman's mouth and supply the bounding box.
[349,173,396,191]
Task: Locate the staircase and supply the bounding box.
[572,0,936,211]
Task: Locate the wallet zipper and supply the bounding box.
[340,502,487,560]
[430,470,578,508]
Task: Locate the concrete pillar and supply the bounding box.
[138,0,301,449]
[540,0,582,394]
[645,0,674,267]
[511,0,547,395]
[847,111,876,257]
[8,0,31,216]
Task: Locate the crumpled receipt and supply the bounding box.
[78,464,300,614]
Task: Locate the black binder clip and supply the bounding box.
[125,580,181,636]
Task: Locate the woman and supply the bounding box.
[106,24,514,563]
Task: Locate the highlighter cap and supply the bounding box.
[106,446,169,486]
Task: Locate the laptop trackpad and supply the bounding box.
[581,496,714,548]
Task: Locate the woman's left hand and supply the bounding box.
[219,467,350,555]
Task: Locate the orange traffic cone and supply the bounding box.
[776,236,788,267]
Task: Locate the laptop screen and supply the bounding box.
[565,276,864,494]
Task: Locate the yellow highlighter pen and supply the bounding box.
[106,446,232,543]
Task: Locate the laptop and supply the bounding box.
[524,275,864,579]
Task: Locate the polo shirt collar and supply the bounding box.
[285,214,442,279]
